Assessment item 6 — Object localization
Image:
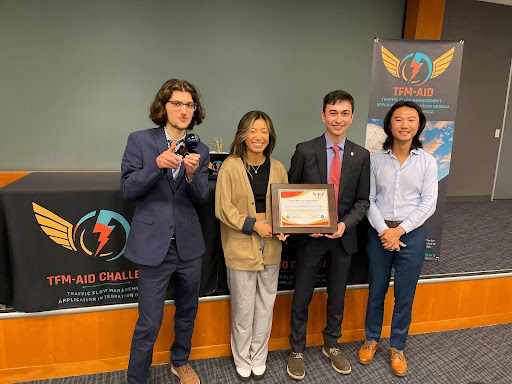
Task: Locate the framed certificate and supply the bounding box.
[270,184,337,234]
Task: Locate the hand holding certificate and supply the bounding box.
[271,184,337,234]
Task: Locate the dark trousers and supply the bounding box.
[289,238,352,352]
[364,227,426,350]
[127,240,202,384]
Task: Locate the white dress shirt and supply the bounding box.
[367,148,438,234]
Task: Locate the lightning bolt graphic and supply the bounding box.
[409,61,422,82]
[409,53,423,83]
[91,210,118,257]
[93,222,114,256]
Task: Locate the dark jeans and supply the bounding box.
[127,241,202,384]
[364,227,426,350]
[289,238,352,352]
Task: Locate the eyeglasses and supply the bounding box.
[166,100,197,111]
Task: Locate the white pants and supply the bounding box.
[226,263,279,370]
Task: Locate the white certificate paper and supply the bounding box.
[279,189,331,227]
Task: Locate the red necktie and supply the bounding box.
[329,145,341,214]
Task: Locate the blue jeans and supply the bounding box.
[364,227,426,350]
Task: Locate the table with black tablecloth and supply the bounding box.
[0,173,226,312]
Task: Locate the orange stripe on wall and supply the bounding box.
[0,171,120,189]
[0,172,30,188]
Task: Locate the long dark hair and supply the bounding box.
[382,100,426,150]
[229,111,276,173]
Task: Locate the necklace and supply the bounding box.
[250,164,262,174]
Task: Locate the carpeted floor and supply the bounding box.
[17,323,512,384]
[421,200,512,276]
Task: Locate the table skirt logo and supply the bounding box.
[381,45,455,86]
[32,202,130,261]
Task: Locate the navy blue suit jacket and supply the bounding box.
[121,127,210,266]
[288,134,370,255]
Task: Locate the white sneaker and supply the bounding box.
[252,365,266,381]
[235,367,251,382]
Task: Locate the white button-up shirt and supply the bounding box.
[367,148,438,234]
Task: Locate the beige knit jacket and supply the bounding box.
[215,155,288,271]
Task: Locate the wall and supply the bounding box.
[0,0,406,171]
[442,0,512,197]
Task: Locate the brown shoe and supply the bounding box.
[322,346,351,374]
[171,363,200,384]
[389,348,407,377]
[358,340,378,365]
[287,351,305,380]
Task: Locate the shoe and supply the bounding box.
[287,351,305,380]
[171,363,200,384]
[235,367,251,382]
[358,340,378,365]
[322,345,351,374]
[251,365,266,381]
[389,348,407,377]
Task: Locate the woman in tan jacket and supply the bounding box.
[215,110,288,382]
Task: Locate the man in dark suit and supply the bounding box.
[121,79,210,384]
[286,90,370,380]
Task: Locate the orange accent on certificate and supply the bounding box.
[281,217,330,226]
[280,191,308,198]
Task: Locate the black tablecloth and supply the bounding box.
[0,172,369,313]
[0,173,226,312]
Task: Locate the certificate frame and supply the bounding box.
[270,184,337,234]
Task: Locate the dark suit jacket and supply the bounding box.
[120,127,210,266]
[288,134,370,255]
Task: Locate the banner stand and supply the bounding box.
[365,38,464,262]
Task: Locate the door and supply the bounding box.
[492,58,512,200]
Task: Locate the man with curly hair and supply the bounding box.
[121,79,210,384]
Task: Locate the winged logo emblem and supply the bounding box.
[32,202,130,261]
[381,45,455,86]
[33,202,77,251]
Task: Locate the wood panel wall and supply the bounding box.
[2,277,511,384]
[404,0,446,40]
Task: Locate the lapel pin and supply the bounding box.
[350,151,354,156]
